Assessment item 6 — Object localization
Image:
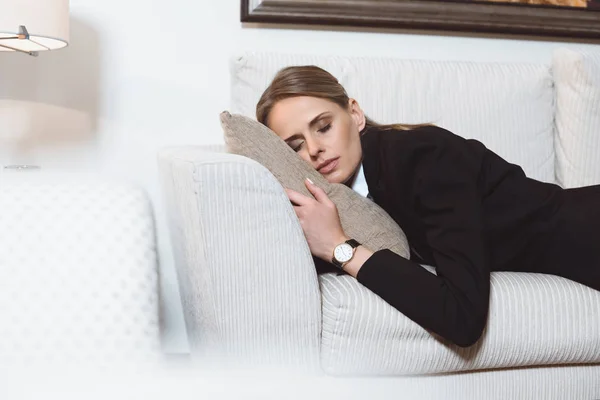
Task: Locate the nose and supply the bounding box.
[305,137,323,158]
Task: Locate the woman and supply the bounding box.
[256,65,600,348]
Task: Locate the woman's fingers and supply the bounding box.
[304,178,333,205]
[292,205,304,220]
[286,178,333,207]
[285,188,312,206]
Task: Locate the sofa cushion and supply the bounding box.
[231,52,556,184]
[319,271,600,375]
[221,111,410,262]
[553,48,600,188]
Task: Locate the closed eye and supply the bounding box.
[318,123,331,133]
[292,142,304,152]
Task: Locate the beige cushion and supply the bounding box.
[220,111,410,260]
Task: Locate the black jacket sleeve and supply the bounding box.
[356,129,491,347]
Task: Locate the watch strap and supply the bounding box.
[345,239,360,249]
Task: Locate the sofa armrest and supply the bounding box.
[0,174,161,367]
[158,146,322,369]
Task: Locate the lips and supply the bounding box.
[318,158,339,174]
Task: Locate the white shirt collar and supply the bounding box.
[350,162,369,198]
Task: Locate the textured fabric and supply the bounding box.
[553,48,600,188]
[220,111,410,259]
[319,365,600,400]
[0,174,161,367]
[158,146,322,369]
[320,271,600,375]
[231,52,556,183]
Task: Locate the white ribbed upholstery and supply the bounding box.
[158,146,321,369]
[0,174,160,367]
[320,271,600,375]
[335,365,600,400]
[553,48,600,188]
[231,52,556,183]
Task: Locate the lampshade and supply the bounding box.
[0,0,69,54]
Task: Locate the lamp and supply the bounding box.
[0,0,69,170]
[0,0,69,56]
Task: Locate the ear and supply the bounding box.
[348,98,366,132]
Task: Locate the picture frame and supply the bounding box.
[241,0,600,40]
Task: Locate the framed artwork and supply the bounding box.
[241,0,600,39]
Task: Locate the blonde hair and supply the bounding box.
[256,65,433,133]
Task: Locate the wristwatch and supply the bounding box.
[332,239,361,270]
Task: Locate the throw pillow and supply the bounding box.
[220,111,410,265]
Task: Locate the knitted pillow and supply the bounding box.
[220,111,410,263]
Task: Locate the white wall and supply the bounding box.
[1,0,598,353]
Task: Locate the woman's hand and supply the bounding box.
[285,178,349,261]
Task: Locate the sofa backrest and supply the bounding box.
[553,48,600,188]
[230,53,556,184]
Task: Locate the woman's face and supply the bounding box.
[267,96,366,184]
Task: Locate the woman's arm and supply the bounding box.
[343,246,374,278]
[350,128,491,348]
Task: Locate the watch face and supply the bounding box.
[334,243,353,263]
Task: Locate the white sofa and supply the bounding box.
[158,49,600,399]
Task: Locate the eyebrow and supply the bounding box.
[284,112,331,144]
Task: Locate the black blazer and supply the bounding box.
[314,125,564,347]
